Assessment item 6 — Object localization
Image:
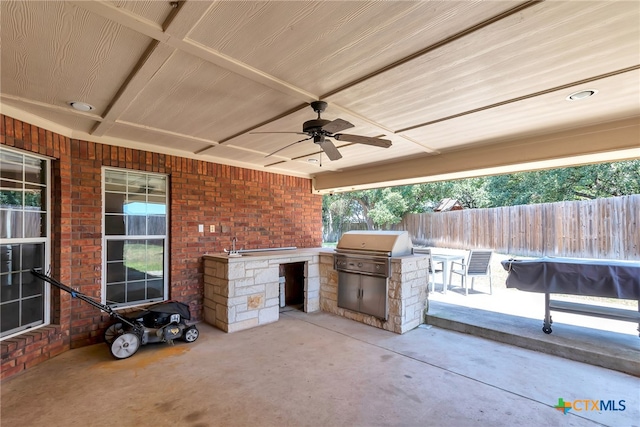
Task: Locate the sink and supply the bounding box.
[237,248,299,257]
[239,251,282,257]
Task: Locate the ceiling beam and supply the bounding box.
[313,117,640,192]
[90,41,176,137]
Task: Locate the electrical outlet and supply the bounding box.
[210,225,215,233]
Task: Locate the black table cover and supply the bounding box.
[501,257,640,300]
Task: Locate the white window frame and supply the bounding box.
[102,167,169,308]
[0,146,51,340]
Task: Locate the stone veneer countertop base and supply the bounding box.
[203,248,430,334]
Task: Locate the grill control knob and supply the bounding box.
[357,263,363,268]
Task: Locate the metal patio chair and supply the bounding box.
[449,250,493,295]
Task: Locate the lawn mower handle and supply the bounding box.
[30,268,137,328]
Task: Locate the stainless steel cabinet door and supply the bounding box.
[360,275,388,320]
[337,271,360,312]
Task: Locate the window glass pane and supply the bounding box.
[147,279,163,299]
[21,296,44,325]
[20,244,43,270]
[127,267,146,281]
[1,273,21,302]
[104,181,126,193]
[127,174,147,194]
[124,241,139,272]
[0,151,22,180]
[147,195,166,208]
[127,280,146,302]
[22,271,43,298]
[105,169,126,187]
[146,240,164,276]
[1,244,21,271]
[0,179,21,189]
[23,211,44,238]
[104,192,126,214]
[24,184,44,209]
[0,189,23,208]
[1,301,20,333]
[106,240,124,262]
[148,216,166,235]
[127,193,146,204]
[106,283,125,304]
[148,176,166,196]
[0,210,23,238]
[126,216,146,236]
[24,160,45,184]
[106,261,126,283]
[105,215,126,235]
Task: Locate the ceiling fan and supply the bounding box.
[253,101,392,161]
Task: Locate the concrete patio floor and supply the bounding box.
[1,309,639,427]
[424,251,640,377]
[427,289,640,377]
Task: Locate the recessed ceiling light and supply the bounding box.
[566,90,598,101]
[69,101,95,111]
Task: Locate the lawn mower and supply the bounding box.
[31,269,199,360]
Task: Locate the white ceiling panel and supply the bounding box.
[329,1,640,130]
[0,0,152,112]
[188,1,515,96]
[108,0,175,27]
[403,70,640,151]
[106,122,212,155]
[118,50,304,141]
[0,96,100,135]
[1,0,638,194]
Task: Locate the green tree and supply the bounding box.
[322,160,640,241]
[485,160,640,206]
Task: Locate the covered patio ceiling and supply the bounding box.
[1,1,638,194]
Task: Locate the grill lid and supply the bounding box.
[336,231,413,257]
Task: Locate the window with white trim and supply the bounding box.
[103,169,168,307]
[0,147,50,338]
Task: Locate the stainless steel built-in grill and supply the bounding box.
[334,231,413,320]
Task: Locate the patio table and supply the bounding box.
[432,252,466,294]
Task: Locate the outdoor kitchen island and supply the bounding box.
[203,237,430,335]
[203,249,324,332]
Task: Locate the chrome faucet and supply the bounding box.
[224,236,240,255]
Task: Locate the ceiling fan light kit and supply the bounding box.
[254,101,392,161]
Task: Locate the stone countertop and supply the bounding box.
[203,247,333,261]
[202,248,430,262]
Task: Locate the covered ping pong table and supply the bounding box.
[501,257,640,336]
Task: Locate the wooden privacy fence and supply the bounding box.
[394,195,640,260]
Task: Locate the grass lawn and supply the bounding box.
[124,243,163,272]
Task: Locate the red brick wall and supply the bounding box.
[0,114,323,380]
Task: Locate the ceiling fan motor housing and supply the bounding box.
[303,119,332,134]
[310,100,328,113]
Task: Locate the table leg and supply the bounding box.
[543,292,553,334]
[442,261,449,294]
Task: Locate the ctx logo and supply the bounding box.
[554,398,626,414]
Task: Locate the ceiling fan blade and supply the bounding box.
[321,118,354,134]
[319,139,342,161]
[250,131,307,135]
[333,133,392,148]
[266,136,312,158]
